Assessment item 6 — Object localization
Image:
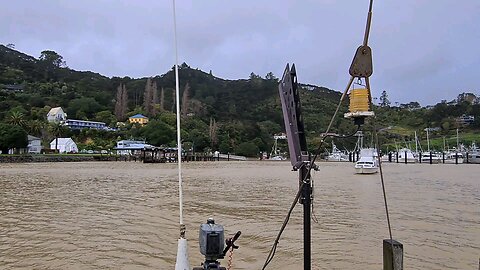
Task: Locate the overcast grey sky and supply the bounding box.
[1,0,479,105]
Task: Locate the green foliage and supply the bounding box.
[234,141,259,157]
[139,120,176,146]
[1,45,479,154]
[95,110,116,126]
[0,123,27,153]
[39,50,66,68]
[67,97,103,119]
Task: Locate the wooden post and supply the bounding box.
[383,239,403,270]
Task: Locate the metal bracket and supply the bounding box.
[349,45,373,78]
[278,64,309,169]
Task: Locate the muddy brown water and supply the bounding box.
[0,161,478,269]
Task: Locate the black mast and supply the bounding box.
[278,64,311,270]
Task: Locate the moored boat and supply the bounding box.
[444,151,464,164]
[354,148,378,174]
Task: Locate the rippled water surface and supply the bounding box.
[0,161,478,269]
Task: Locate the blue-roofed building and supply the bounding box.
[128,114,149,125]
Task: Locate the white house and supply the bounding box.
[47,107,67,122]
[27,135,42,154]
[50,138,78,153]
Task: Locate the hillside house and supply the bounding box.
[129,114,149,125]
[1,84,24,93]
[47,107,67,122]
[50,138,78,153]
[456,114,475,125]
[63,119,108,130]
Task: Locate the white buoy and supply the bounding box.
[175,238,190,270]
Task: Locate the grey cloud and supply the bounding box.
[1,0,479,105]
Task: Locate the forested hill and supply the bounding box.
[1,45,479,156]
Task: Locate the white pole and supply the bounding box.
[172,1,189,269]
[172,0,183,228]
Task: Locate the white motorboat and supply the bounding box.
[355,148,378,174]
[419,152,442,163]
[444,151,464,164]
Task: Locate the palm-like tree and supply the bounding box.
[7,111,27,127]
[28,120,45,137]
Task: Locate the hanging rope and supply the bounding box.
[227,248,234,270]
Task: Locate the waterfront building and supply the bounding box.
[115,140,153,155]
[50,138,78,153]
[27,135,42,154]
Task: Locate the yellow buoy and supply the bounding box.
[349,88,370,112]
[344,88,375,119]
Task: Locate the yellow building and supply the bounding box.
[129,114,149,125]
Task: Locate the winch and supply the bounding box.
[193,218,241,270]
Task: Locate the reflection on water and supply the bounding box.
[0,161,478,269]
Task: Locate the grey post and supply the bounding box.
[383,239,403,270]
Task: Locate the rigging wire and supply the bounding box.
[366,77,394,243]
[373,119,393,242]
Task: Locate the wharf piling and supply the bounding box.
[383,239,403,270]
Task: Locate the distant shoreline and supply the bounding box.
[0,154,120,163]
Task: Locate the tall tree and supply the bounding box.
[39,50,66,68]
[181,83,190,117]
[114,83,128,121]
[379,90,391,107]
[143,77,155,116]
[209,117,218,147]
[159,87,165,112]
[152,79,159,116]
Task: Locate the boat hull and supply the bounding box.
[444,158,464,164]
[355,166,378,174]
